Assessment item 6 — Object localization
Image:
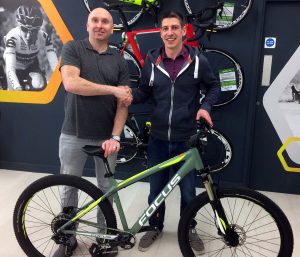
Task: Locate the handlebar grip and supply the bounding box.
[197,118,210,131]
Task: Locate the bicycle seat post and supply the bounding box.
[103,158,114,178]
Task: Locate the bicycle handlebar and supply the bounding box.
[106,0,160,30]
[185,2,224,42]
[188,118,210,149]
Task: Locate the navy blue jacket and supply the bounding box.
[133,45,220,142]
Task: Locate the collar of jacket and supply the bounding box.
[147,44,200,86]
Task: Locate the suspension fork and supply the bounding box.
[200,172,230,236]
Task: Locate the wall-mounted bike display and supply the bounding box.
[83,0,253,30]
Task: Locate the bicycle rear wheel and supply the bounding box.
[184,0,253,30]
[178,187,294,257]
[13,175,117,257]
[109,44,142,88]
[201,128,232,171]
[203,48,243,106]
[82,0,143,29]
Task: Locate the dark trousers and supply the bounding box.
[147,136,197,231]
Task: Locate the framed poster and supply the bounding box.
[0,0,72,103]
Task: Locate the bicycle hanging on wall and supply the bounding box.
[82,0,253,30]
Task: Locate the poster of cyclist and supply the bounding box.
[263,44,300,168]
[0,0,72,103]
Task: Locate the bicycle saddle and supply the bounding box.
[82,145,105,158]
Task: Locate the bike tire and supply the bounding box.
[117,124,141,163]
[202,128,232,171]
[109,43,142,88]
[178,187,294,257]
[13,174,117,257]
[203,48,243,106]
[82,0,144,29]
[184,0,253,31]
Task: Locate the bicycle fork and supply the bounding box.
[200,172,240,247]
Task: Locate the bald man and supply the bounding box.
[55,7,130,257]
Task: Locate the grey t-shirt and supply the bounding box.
[60,39,130,139]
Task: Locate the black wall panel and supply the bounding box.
[0,0,299,193]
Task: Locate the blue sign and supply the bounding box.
[266,38,274,47]
[264,37,276,48]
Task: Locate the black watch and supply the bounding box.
[111,135,120,142]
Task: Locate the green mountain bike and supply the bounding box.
[13,120,294,257]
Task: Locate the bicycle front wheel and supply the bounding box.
[109,44,142,88]
[184,0,253,30]
[82,0,143,29]
[13,174,117,257]
[178,188,294,257]
[203,48,243,106]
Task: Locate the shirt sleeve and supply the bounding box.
[132,56,153,104]
[118,55,131,86]
[60,40,81,70]
[42,31,58,72]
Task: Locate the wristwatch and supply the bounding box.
[111,135,121,142]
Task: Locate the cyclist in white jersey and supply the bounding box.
[3,5,58,91]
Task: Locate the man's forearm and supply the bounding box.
[112,102,128,136]
[63,75,117,96]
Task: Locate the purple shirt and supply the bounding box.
[161,45,189,81]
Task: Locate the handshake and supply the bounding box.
[114,85,133,107]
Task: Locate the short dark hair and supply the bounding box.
[159,10,185,28]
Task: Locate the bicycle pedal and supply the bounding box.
[89,243,103,257]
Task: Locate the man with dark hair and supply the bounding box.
[133,10,220,252]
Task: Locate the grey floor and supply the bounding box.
[0,169,299,257]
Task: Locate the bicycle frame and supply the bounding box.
[118,0,155,6]
[57,146,228,239]
[121,27,160,67]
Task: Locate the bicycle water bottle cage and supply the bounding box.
[82,145,105,159]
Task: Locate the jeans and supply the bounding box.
[147,136,197,231]
[59,133,117,227]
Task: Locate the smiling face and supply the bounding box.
[86,8,113,42]
[160,17,186,52]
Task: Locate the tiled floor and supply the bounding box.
[0,169,299,256]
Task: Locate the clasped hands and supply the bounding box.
[115,86,133,107]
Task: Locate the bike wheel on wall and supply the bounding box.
[109,44,142,88]
[202,128,232,171]
[203,48,243,106]
[184,0,253,30]
[117,124,141,164]
[82,0,143,29]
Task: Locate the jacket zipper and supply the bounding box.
[168,80,175,141]
[156,55,195,141]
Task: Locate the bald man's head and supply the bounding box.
[86,7,114,42]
